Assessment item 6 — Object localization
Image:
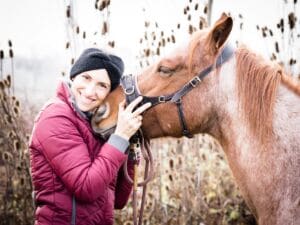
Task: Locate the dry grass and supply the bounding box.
[0,76,33,225]
[115,135,256,225]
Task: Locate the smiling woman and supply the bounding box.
[28,47,151,225]
[71,70,111,112]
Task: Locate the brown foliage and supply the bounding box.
[0,76,33,225]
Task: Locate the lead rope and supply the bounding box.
[123,130,154,225]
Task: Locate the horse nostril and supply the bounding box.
[92,102,110,123]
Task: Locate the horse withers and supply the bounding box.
[92,13,300,225]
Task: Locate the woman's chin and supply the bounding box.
[77,103,94,112]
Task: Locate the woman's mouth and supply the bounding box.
[79,92,96,105]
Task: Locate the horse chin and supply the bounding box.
[91,102,118,136]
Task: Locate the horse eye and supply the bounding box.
[158,66,174,77]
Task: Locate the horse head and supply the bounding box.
[92,13,233,139]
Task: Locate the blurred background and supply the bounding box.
[0,0,299,224]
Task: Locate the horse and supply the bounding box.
[92,13,300,225]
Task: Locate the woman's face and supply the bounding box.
[71,69,111,112]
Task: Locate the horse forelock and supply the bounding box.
[236,47,282,145]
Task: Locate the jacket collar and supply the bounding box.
[56,79,93,121]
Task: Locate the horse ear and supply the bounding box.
[208,13,233,54]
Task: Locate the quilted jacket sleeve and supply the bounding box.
[114,160,134,209]
[35,113,127,203]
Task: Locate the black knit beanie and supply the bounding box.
[70,48,124,91]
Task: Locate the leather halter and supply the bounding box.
[121,45,235,138]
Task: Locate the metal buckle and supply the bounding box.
[125,86,134,95]
[189,77,201,87]
[158,96,166,103]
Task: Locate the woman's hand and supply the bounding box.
[114,96,151,140]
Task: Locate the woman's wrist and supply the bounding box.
[108,134,130,153]
[113,131,130,141]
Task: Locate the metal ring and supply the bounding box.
[189,77,201,87]
[125,87,135,95]
[158,96,166,103]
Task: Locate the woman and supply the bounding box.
[29,48,151,225]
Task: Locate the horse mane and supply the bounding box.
[236,46,300,145]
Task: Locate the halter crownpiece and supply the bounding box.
[121,44,235,138]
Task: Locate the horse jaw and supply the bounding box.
[92,86,124,135]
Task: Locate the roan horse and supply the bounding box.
[92,13,300,225]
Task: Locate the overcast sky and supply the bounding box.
[0,0,296,107]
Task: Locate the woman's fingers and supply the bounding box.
[132,102,152,117]
[114,98,151,140]
[125,96,143,112]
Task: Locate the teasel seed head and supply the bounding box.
[13,107,19,116]
[156,47,160,56]
[204,5,208,14]
[102,22,108,35]
[269,29,273,36]
[14,140,21,151]
[171,35,176,43]
[169,159,174,169]
[168,174,173,182]
[275,42,279,53]
[288,12,296,30]
[5,114,13,124]
[189,24,193,34]
[145,49,150,57]
[20,177,25,186]
[6,75,11,87]
[9,49,14,58]
[108,41,113,48]
[66,5,71,18]
[0,81,4,90]
[3,151,12,161]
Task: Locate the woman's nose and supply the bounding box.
[85,83,96,95]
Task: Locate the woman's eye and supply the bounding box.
[158,66,174,76]
[82,75,89,80]
[97,83,109,90]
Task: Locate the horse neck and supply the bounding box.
[211,55,300,223]
[209,57,256,152]
[214,54,300,155]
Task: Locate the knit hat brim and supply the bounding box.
[70,48,124,91]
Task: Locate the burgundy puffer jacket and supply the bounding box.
[29,81,134,225]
